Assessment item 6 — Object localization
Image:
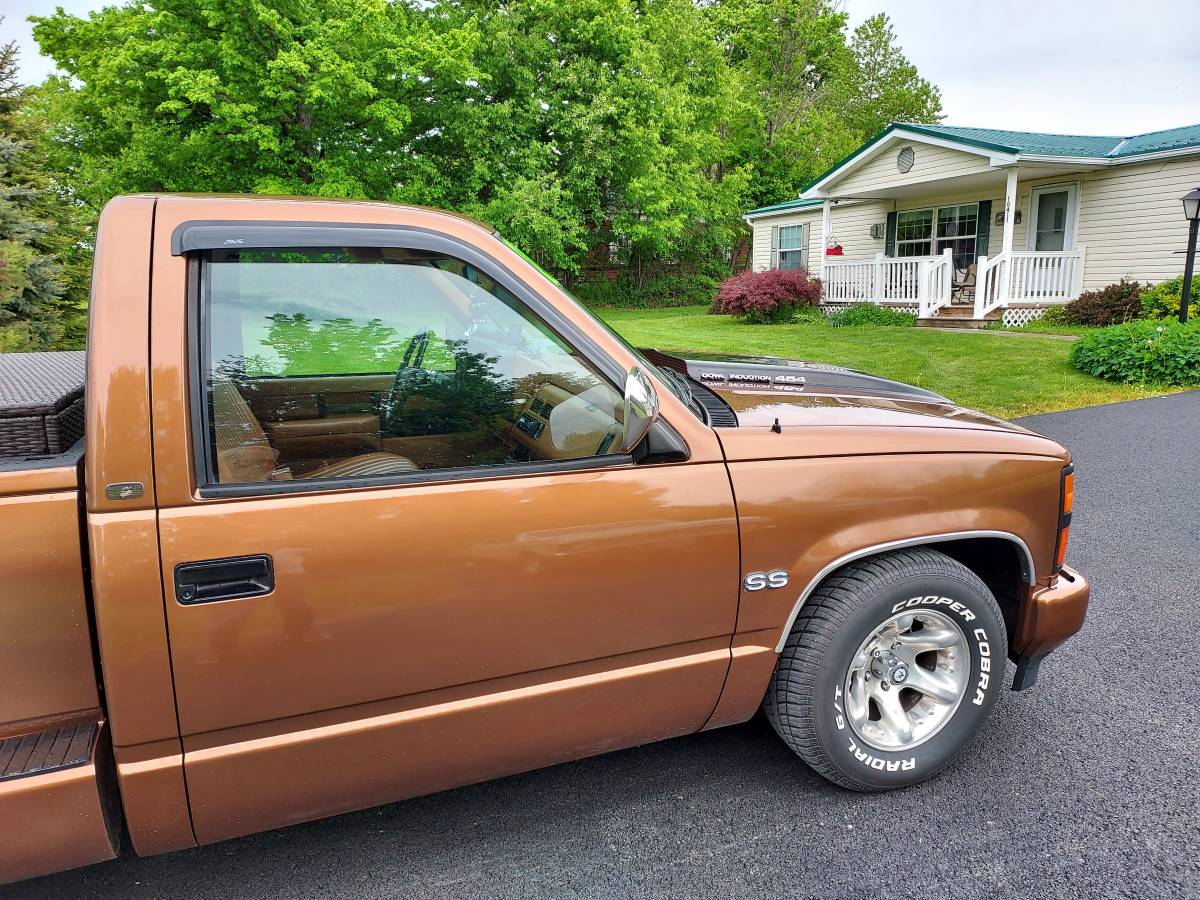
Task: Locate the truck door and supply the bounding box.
[149,211,739,844]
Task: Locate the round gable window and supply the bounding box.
[897,146,915,173]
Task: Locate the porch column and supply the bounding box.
[999,168,1018,305]
[820,199,831,279]
[1001,169,1018,254]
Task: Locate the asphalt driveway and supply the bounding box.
[8,391,1200,899]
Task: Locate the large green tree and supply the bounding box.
[424,0,749,278]
[33,0,481,205]
[710,0,857,211]
[27,0,944,311]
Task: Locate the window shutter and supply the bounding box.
[770,225,779,269]
[976,200,992,259]
[884,211,897,257]
[799,223,809,271]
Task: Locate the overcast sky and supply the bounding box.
[4,0,1198,137]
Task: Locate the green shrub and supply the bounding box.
[1038,305,1067,326]
[640,269,726,307]
[827,303,917,327]
[572,278,629,307]
[1062,278,1143,326]
[791,305,829,325]
[1069,319,1200,385]
[1140,275,1195,321]
[574,266,729,309]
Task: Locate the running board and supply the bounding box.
[0,721,120,884]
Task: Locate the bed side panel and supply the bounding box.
[0,489,99,731]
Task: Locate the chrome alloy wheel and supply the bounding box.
[844,609,970,752]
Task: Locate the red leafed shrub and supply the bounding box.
[714,268,822,323]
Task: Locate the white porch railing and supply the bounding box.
[975,247,1086,318]
[922,250,953,319]
[822,249,953,317]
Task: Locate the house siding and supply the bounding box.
[750,202,889,273]
[834,143,995,196]
[750,211,818,272]
[1073,155,1200,289]
[752,195,998,273]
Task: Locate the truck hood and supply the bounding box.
[678,352,1035,435]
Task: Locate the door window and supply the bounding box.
[1033,190,1070,251]
[199,247,626,485]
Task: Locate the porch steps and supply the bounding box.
[917,305,1002,329]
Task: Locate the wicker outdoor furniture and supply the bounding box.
[0,351,86,458]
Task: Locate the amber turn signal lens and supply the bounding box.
[1055,525,1070,569]
[1062,471,1074,516]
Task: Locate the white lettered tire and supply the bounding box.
[764,548,1008,790]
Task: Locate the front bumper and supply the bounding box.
[1010,565,1090,690]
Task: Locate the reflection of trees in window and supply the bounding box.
[244,314,410,377]
[385,339,515,447]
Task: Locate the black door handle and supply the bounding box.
[174,555,274,604]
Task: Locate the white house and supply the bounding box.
[744,122,1200,326]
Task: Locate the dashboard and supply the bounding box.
[509,377,624,461]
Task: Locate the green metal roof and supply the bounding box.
[898,122,1200,158]
[746,121,1200,216]
[1113,123,1200,156]
[743,197,825,217]
[904,124,1118,156]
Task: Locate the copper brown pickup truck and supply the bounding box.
[0,195,1089,884]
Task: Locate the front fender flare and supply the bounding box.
[771,530,1035,652]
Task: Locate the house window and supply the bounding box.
[895,209,933,256]
[776,224,807,271]
[936,204,978,268]
[895,204,979,267]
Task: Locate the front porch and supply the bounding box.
[783,126,1105,327]
[820,244,1086,327]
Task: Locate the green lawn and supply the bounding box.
[990,321,1097,337]
[598,306,1179,419]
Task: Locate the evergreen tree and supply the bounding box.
[842,14,943,138]
[0,27,72,351]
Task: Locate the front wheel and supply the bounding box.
[764,548,1008,790]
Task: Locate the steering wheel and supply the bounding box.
[382,331,456,433]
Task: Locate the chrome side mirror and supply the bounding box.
[620,366,660,453]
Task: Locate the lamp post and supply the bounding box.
[1181,187,1200,324]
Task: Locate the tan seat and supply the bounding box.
[211,380,418,483]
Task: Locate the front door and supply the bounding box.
[155,225,740,843]
[1028,184,1078,251]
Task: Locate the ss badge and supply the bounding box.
[743,570,790,592]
